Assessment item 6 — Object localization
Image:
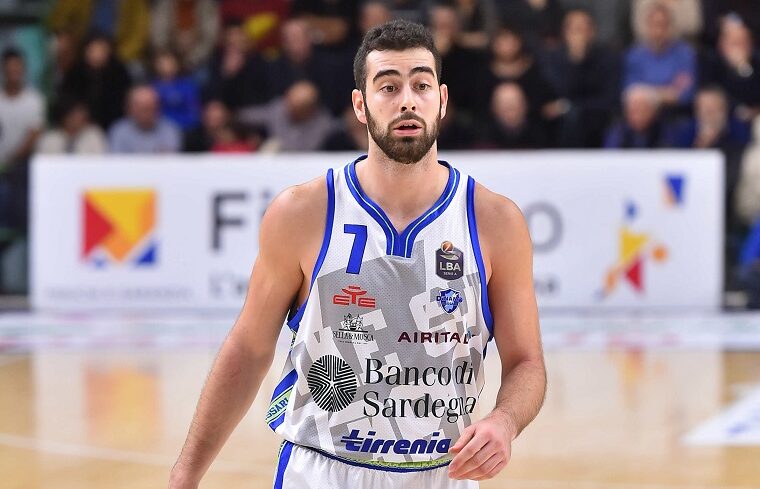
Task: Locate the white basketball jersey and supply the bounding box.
[266,155,493,471]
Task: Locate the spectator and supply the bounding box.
[453,0,498,50]
[151,50,201,131]
[605,85,669,148]
[184,99,232,152]
[543,8,619,147]
[219,0,291,57]
[205,21,271,109]
[0,48,43,231]
[479,23,558,123]
[0,48,44,170]
[37,97,107,154]
[701,0,760,48]
[478,82,546,149]
[238,80,336,152]
[322,106,369,151]
[266,18,350,115]
[632,0,703,42]
[495,0,565,46]
[108,85,181,153]
[60,34,132,130]
[672,87,749,149]
[557,0,631,49]
[210,123,264,153]
[734,119,760,227]
[358,1,393,38]
[430,4,487,118]
[623,1,697,108]
[47,0,150,64]
[437,100,477,150]
[291,0,358,48]
[46,30,77,104]
[150,0,220,72]
[703,17,760,125]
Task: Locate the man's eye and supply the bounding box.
[418,83,431,90]
[381,86,396,93]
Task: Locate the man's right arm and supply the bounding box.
[169,178,326,488]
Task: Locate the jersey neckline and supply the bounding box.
[343,154,461,258]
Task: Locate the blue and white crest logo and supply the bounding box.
[436,288,463,313]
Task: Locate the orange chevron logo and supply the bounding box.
[81,188,157,267]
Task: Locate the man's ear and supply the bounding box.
[440,83,449,120]
[352,89,368,125]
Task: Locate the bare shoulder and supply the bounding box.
[472,181,531,278]
[260,174,327,255]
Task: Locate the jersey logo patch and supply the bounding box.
[307,355,357,412]
[436,241,463,280]
[333,285,377,308]
[436,288,463,313]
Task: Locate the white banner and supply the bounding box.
[31,151,723,311]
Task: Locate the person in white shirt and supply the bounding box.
[37,97,107,154]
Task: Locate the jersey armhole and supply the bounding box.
[286,168,336,331]
[466,176,494,338]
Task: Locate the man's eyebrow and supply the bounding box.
[372,66,436,83]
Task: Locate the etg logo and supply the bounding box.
[333,286,376,308]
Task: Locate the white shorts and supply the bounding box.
[273,441,479,489]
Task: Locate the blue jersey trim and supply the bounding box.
[345,154,459,257]
[400,166,459,257]
[286,168,336,332]
[311,446,451,473]
[271,368,297,400]
[274,441,294,489]
[466,176,494,336]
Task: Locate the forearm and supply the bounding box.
[171,331,274,485]
[488,359,546,441]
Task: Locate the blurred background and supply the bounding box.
[0,0,760,488]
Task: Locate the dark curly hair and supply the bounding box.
[353,19,441,94]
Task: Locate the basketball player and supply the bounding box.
[170,19,546,488]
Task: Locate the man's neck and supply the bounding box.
[3,84,22,97]
[357,144,450,233]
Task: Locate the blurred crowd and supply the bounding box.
[0,0,760,300]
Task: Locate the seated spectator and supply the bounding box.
[60,34,132,130]
[495,0,565,46]
[150,0,219,72]
[46,30,77,106]
[632,0,703,42]
[477,82,546,149]
[358,1,392,38]
[219,0,291,57]
[623,1,696,109]
[672,87,750,149]
[184,99,231,152]
[735,119,760,227]
[211,123,265,153]
[543,8,619,147]
[556,0,631,49]
[430,4,487,118]
[205,21,271,109]
[701,0,760,49]
[238,80,335,152]
[322,106,369,151]
[479,23,558,121]
[151,50,201,131]
[437,100,477,150]
[266,18,351,115]
[291,0,358,48]
[703,16,760,125]
[453,0,498,50]
[47,0,150,64]
[37,98,107,154]
[0,48,44,231]
[0,48,44,170]
[605,85,669,148]
[108,85,181,153]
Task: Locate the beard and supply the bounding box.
[366,104,440,165]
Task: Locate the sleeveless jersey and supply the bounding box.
[266,155,493,471]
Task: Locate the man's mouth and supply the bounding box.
[393,120,423,135]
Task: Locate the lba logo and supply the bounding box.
[81,188,158,267]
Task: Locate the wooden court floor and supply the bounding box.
[1,329,760,488]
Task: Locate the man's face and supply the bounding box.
[645,8,672,49]
[129,87,160,130]
[696,91,727,130]
[353,48,447,164]
[2,57,24,88]
[564,11,594,46]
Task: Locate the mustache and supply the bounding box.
[389,113,426,128]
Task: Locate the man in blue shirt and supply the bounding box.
[623,2,696,108]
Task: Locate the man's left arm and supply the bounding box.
[448,188,547,481]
